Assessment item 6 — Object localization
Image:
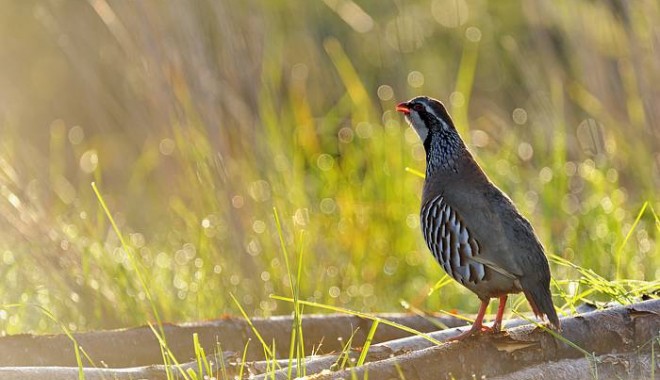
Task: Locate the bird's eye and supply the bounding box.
[412,103,424,112]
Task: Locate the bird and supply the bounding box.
[396,96,560,340]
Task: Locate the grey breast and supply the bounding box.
[420,194,488,285]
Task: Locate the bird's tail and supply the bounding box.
[523,282,560,330]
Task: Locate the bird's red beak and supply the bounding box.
[396,102,410,115]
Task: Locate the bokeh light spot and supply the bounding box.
[407,71,425,88]
[432,0,469,27]
[159,138,176,155]
[512,108,528,125]
[377,85,394,101]
[68,126,84,145]
[518,142,533,161]
[466,26,482,42]
[80,150,98,173]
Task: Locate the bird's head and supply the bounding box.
[397,96,465,173]
[396,96,456,144]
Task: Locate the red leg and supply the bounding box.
[492,295,507,332]
[451,299,490,341]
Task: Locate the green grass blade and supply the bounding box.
[331,327,359,372]
[357,320,379,366]
[91,182,165,338]
[271,295,443,346]
[216,341,228,380]
[394,361,406,380]
[615,201,648,279]
[272,207,298,378]
[2,304,100,377]
[512,311,592,358]
[649,204,660,232]
[296,230,306,377]
[399,300,450,330]
[147,322,191,380]
[428,274,454,296]
[193,333,212,377]
[404,166,425,179]
[652,334,656,380]
[230,292,275,360]
[185,368,198,380]
[237,339,251,380]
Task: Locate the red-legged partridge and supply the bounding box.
[397,96,560,340]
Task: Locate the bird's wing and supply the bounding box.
[443,181,534,279]
[469,256,518,279]
[483,184,551,283]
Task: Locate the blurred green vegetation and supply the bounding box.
[0,0,658,334]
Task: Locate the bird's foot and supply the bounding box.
[451,323,506,341]
[451,324,493,341]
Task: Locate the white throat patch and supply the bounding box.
[406,112,428,142]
